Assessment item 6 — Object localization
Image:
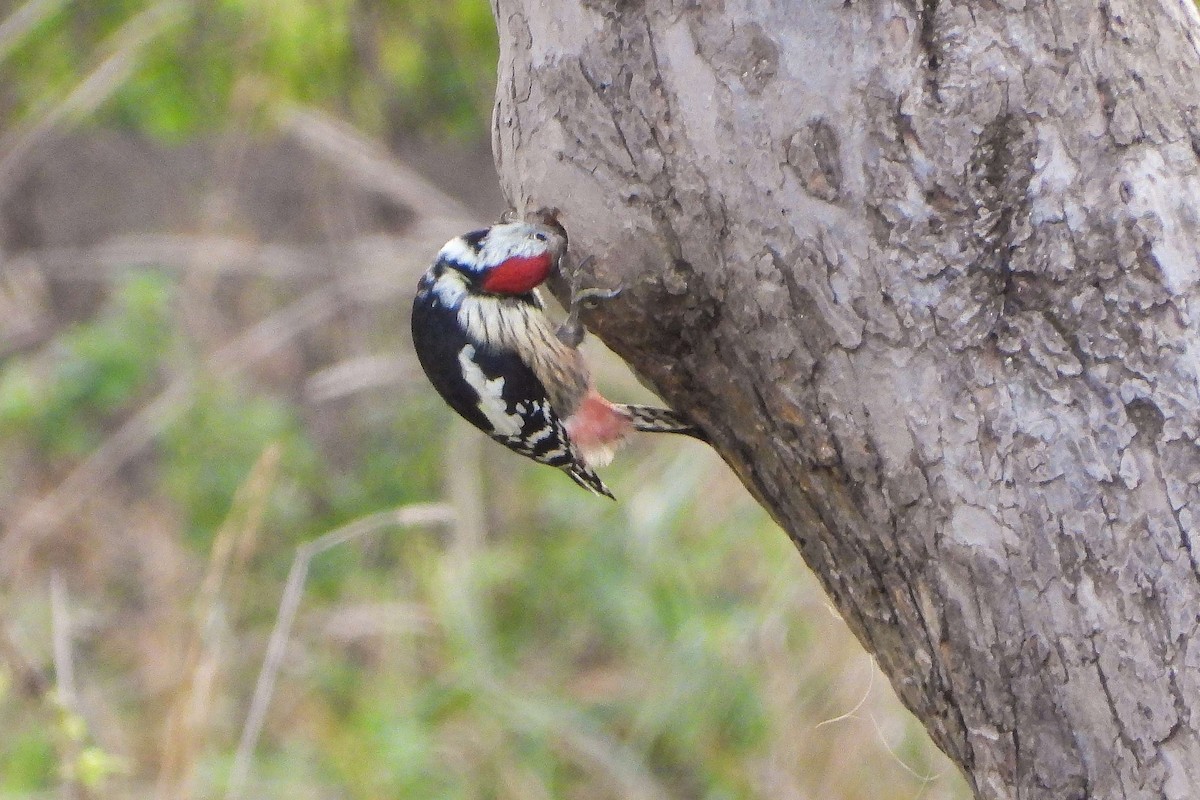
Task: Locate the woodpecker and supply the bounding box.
[411,220,705,498]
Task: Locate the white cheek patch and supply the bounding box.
[438,237,476,265]
[457,344,523,437]
[431,271,468,307]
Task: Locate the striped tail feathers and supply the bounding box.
[559,402,705,500]
[618,404,708,442]
[565,462,615,499]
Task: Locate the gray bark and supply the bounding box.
[490,0,1200,798]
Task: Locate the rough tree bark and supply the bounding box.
[491,0,1200,797]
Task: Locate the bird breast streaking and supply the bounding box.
[411,219,706,498]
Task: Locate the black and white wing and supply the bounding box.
[411,283,612,498]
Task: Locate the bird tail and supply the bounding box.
[617,405,708,442]
[565,462,615,499]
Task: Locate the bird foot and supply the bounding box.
[557,258,623,347]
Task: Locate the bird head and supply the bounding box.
[437,222,567,296]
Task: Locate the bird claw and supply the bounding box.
[556,261,623,348]
[573,284,624,310]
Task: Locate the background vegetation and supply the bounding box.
[0,2,970,798]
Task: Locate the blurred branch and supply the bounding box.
[446,417,487,556]
[225,502,457,800]
[0,1,186,188]
[8,236,353,281]
[316,600,434,643]
[0,255,51,357]
[437,420,672,800]
[50,570,88,800]
[277,106,479,234]
[4,232,436,285]
[471,674,673,800]
[304,353,418,403]
[0,283,346,581]
[1,380,189,579]
[0,618,49,698]
[156,445,280,800]
[49,570,76,709]
[0,0,68,64]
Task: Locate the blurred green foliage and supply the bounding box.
[3,0,499,140]
[2,730,55,790]
[0,273,174,457]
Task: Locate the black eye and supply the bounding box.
[535,232,548,242]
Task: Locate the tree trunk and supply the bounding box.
[490,0,1200,797]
